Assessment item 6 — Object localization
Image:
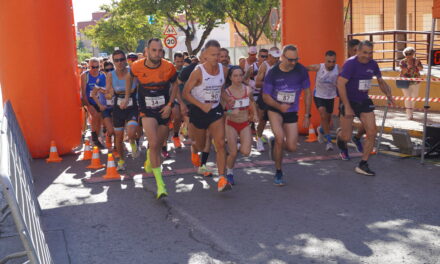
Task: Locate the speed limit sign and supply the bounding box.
[164,35,177,49]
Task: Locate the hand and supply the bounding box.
[278,103,290,113]
[98,104,106,112]
[226,96,235,108]
[119,98,128,109]
[200,103,212,114]
[160,104,172,119]
[387,95,395,106]
[302,116,310,129]
[180,103,188,116]
[344,105,355,118]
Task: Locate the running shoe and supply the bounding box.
[355,162,376,176]
[339,149,350,161]
[352,136,364,153]
[172,136,182,149]
[261,136,268,144]
[198,165,213,177]
[273,171,285,186]
[268,136,275,161]
[217,176,232,192]
[191,152,201,167]
[117,160,126,171]
[161,149,170,159]
[226,174,235,185]
[256,137,265,152]
[325,142,334,151]
[317,126,325,143]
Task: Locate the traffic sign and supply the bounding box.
[269,8,280,32]
[163,24,177,35]
[164,35,177,49]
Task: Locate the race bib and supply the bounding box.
[117,97,133,107]
[106,98,114,106]
[203,89,221,102]
[276,91,295,104]
[233,97,250,109]
[145,96,165,108]
[359,79,371,91]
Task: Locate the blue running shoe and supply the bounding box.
[226,174,235,185]
[273,171,285,186]
[352,136,363,153]
[339,149,350,161]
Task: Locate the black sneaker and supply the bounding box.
[355,162,375,176]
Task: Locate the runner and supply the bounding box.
[239,46,258,72]
[263,45,311,186]
[224,66,258,185]
[336,40,394,176]
[122,38,178,199]
[81,57,106,149]
[219,48,232,69]
[307,50,339,151]
[171,52,185,149]
[183,40,234,191]
[106,50,140,171]
[127,53,138,66]
[254,47,281,151]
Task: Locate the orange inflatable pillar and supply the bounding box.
[281,0,344,134]
[0,0,81,158]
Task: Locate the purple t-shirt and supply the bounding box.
[340,56,382,103]
[263,63,310,112]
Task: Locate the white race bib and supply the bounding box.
[203,89,221,102]
[276,91,296,104]
[359,79,371,91]
[117,97,133,107]
[106,98,114,106]
[233,97,250,109]
[145,96,165,108]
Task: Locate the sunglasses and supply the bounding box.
[284,55,299,63]
[260,55,268,58]
[104,68,114,72]
[114,58,126,63]
[91,66,99,69]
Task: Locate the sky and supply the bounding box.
[72,0,114,23]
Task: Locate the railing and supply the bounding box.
[347,30,440,70]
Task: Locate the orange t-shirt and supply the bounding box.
[130,58,177,89]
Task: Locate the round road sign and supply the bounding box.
[164,35,177,49]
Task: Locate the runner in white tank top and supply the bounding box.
[307,50,339,151]
[191,63,224,109]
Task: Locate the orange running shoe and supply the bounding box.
[217,176,232,192]
[112,149,120,158]
[172,136,182,149]
[191,152,201,167]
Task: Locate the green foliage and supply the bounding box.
[83,2,161,54]
[117,0,226,54]
[225,0,279,46]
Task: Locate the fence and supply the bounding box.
[0,101,53,264]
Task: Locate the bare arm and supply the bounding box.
[306,64,320,72]
[255,63,267,89]
[80,73,89,106]
[183,68,206,109]
[377,77,394,104]
[106,73,114,99]
[302,87,312,128]
[336,76,353,116]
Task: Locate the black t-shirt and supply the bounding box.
[178,62,198,83]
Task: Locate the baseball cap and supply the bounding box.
[248,46,257,54]
[269,49,281,58]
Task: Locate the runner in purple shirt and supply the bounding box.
[263,44,312,186]
[336,40,394,176]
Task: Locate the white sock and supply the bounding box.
[227,168,233,175]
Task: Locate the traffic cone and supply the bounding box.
[82,140,92,160]
[305,125,318,143]
[46,141,62,163]
[87,146,105,169]
[105,135,112,149]
[103,154,120,179]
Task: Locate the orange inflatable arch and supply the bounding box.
[0,0,343,158]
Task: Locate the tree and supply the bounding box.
[118,0,226,55]
[225,0,279,46]
[83,3,161,54]
[76,40,92,62]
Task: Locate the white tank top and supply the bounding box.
[264,61,274,76]
[191,63,224,109]
[314,63,338,99]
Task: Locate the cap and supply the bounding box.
[248,46,257,55]
[127,53,138,60]
[269,49,281,58]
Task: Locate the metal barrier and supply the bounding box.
[0,101,53,264]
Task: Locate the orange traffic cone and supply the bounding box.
[82,140,92,160]
[87,146,105,169]
[305,125,318,143]
[105,135,112,149]
[103,154,120,179]
[46,141,62,163]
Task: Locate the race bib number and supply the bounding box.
[145,96,165,108]
[233,97,250,109]
[117,98,133,107]
[276,91,295,104]
[203,89,221,103]
[106,98,114,106]
[359,79,372,91]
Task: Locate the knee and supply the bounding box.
[228,149,238,158]
[274,136,284,146]
[215,140,225,150]
[286,143,297,152]
[366,128,377,139]
[241,148,251,156]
